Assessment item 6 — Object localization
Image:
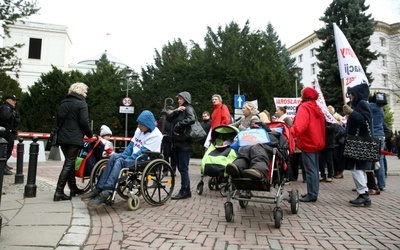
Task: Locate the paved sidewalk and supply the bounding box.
[0,155,399,249]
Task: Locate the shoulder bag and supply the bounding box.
[343,121,380,162]
[184,109,207,142]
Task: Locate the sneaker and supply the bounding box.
[242,168,264,180]
[87,192,112,207]
[80,188,101,201]
[226,163,240,178]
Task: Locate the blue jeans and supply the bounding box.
[175,151,191,194]
[96,153,135,194]
[302,152,319,199]
[375,137,386,190]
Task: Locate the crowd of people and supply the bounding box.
[1,81,398,209]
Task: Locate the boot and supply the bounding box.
[349,192,371,206]
[54,168,71,201]
[68,174,84,197]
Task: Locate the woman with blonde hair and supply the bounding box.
[232,101,260,130]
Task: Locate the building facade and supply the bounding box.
[3,21,128,92]
[288,21,400,132]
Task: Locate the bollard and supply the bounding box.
[14,138,24,184]
[0,126,8,236]
[24,136,39,198]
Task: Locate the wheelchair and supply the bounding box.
[89,151,175,210]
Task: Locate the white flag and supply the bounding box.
[333,23,369,103]
[314,80,339,124]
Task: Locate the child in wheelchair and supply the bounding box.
[99,125,115,157]
[81,110,163,207]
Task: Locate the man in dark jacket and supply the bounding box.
[343,83,373,206]
[0,94,20,175]
[54,82,93,201]
[167,91,196,199]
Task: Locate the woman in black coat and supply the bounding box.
[54,82,93,201]
[166,91,196,199]
[342,83,373,206]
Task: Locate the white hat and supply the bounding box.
[100,125,112,136]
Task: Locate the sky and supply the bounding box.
[25,0,399,74]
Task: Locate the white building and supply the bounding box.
[3,21,128,92]
[288,21,400,131]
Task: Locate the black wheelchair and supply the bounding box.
[89,151,175,210]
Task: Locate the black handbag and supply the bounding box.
[343,122,380,162]
[186,121,207,142]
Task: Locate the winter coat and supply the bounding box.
[0,101,20,133]
[344,83,374,171]
[166,91,195,152]
[56,92,93,146]
[324,121,336,149]
[290,87,325,153]
[211,103,231,129]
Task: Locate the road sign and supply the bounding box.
[119,106,134,114]
[234,95,245,109]
[122,97,132,106]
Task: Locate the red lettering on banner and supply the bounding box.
[340,47,356,58]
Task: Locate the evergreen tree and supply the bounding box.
[315,0,378,111]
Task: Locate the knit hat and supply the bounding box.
[100,125,112,136]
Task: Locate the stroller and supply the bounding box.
[224,122,298,229]
[197,125,239,196]
[74,137,105,192]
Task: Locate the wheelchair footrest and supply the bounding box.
[231,178,271,191]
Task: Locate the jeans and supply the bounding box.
[375,137,386,190]
[96,153,135,194]
[352,169,368,194]
[302,152,319,199]
[175,150,191,194]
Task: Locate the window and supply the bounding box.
[310,48,315,57]
[298,54,303,63]
[311,63,316,75]
[28,38,42,59]
[382,74,388,86]
[380,37,386,47]
[382,54,387,67]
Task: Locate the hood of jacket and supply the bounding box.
[137,110,156,132]
[302,87,319,101]
[177,91,191,104]
[347,83,370,106]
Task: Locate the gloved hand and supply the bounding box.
[343,105,353,115]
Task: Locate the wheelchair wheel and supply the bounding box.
[141,159,175,206]
[89,158,109,190]
[224,202,234,222]
[116,172,140,201]
[273,207,283,229]
[73,176,91,193]
[290,189,299,214]
[127,195,140,211]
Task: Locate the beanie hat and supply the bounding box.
[302,87,319,100]
[100,125,112,136]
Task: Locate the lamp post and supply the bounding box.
[119,67,138,144]
[291,67,302,98]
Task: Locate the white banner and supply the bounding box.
[314,80,339,124]
[273,97,302,118]
[333,23,369,103]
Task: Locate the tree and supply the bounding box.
[0,72,21,100]
[315,0,378,111]
[0,0,40,74]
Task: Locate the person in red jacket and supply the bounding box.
[211,94,231,130]
[204,94,232,148]
[290,87,325,202]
